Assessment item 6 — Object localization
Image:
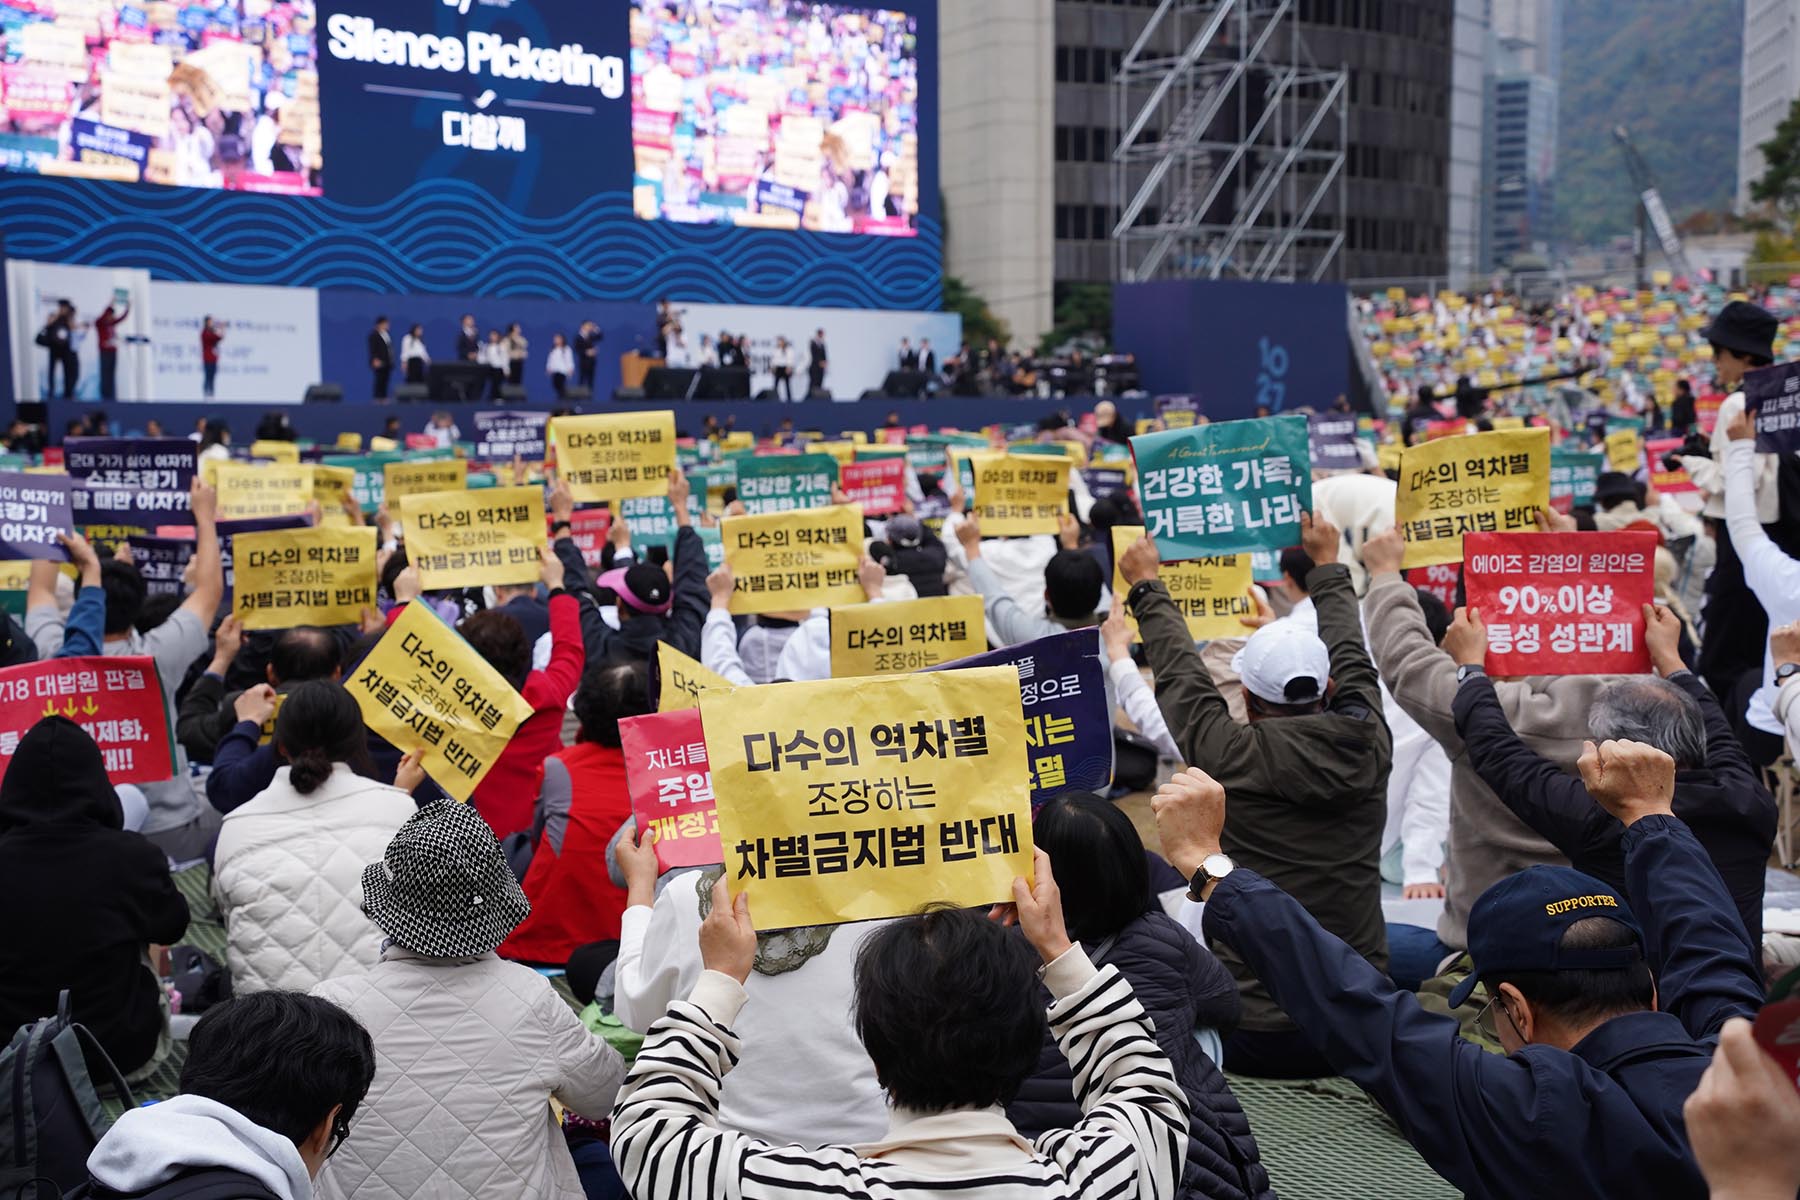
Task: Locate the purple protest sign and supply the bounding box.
[1744,361,1800,454]
[126,536,196,598]
[65,438,195,546]
[0,473,73,561]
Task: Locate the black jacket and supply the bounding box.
[368,330,392,368]
[0,718,188,1073]
[553,528,707,669]
[1009,912,1272,1200]
[1453,670,1775,943]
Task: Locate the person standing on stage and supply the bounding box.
[574,321,601,393]
[808,327,828,397]
[201,315,224,400]
[506,322,529,387]
[772,336,796,402]
[457,314,481,363]
[401,324,430,385]
[94,295,129,401]
[368,316,394,400]
[547,334,575,399]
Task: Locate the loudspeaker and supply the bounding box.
[394,383,429,403]
[859,389,887,401]
[304,383,344,404]
[499,385,528,404]
[882,369,928,397]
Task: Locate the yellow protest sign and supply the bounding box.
[383,458,466,506]
[1491,416,1525,431]
[722,503,864,615]
[311,465,356,526]
[231,525,377,632]
[701,666,1033,928]
[657,641,735,711]
[829,594,986,677]
[1395,428,1550,568]
[972,455,1069,535]
[250,440,299,464]
[401,485,544,589]
[808,440,859,466]
[335,432,364,451]
[1110,527,1253,640]
[552,411,676,502]
[346,601,534,802]
[214,462,312,520]
[1606,429,1641,473]
[369,436,399,452]
[1377,441,1403,472]
[721,430,755,451]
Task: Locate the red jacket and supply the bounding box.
[499,740,634,964]
[201,327,222,364]
[470,590,584,840]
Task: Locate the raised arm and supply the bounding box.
[1360,528,1463,748]
[180,478,223,624]
[1301,513,1381,711]
[700,567,755,688]
[527,575,585,709]
[1722,428,1800,604]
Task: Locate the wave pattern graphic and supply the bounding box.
[0,177,942,309]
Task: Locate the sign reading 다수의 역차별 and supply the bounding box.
[383,458,467,507]
[230,525,377,632]
[552,411,677,502]
[1462,531,1657,676]
[213,462,313,521]
[1109,526,1254,641]
[655,641,735,712]
[346,602,534,803]
[1395,428,1550,569]
[402,485,544,590]
[971,455,1069,536]
[0,656,172,786]
[701,665,1034,929]
[1130,414,1312,559]
[0,472,73,561]
[829,594,986,677]
[620,707,722,873]
[721,503,865,616]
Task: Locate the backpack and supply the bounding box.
[63,1167,282,1200]
[0,992,134,1200]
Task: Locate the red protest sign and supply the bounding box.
[1405,563,1459,611]
[619,707,722,873]
[840,455,907,516]
[1696,392,1724,434]
[1755,998,1800,1087]
[0,656,173,785]
[550,508,611,569]
[1464,532,1657,675]
[1644,437,1696,494]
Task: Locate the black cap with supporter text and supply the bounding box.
[1447,866,1645,1007]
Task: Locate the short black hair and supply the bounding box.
[1086,493,1140,534]
[1415,588,1452,645]
[100,559,147,635]
[573,662,651,746]
[1279,546,1315,592]
[272,626,341,684]
[1491,916,1653,1028]
[853,907,1045,1113]
[1032,793,1149,942]
[274,681,370,795]
[458,609,530,689]
[135,592,183,636]
[181,991,375,1149]
[1044,550,1103,620]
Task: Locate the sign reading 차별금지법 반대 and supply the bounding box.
[829,594,986,677]
[701,665,1034,930]
[0,656,172,786]
[1395,428,1550,569]
[722,503,864,616]
[1744,360,1800,454]
[735,452,839,515]
[1462,531,1657,676]
[64,438,194,546]
[838,456,908,516]
[346,602,535,803]
[1130,414,1312,559]
[0,472,72,561]
[971,455,1069,536]
[552,411,677,503]
[656,641,735,712]
[230,526,378,632]
[620,707,722,873]
[402,486,545,590]
[1110,527,1254,640]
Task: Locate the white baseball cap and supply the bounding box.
[1231,621,1330,706]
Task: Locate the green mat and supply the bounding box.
[1227,1073,1459,1199]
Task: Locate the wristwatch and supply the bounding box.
[1778,662,1800,684]
[1187,852,1237,902]
[1457,663,1486,684]
[550,519,573,535]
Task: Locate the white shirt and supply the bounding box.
[1724,439,1800,735]
[546,345,575,376]
[399,333,428,364]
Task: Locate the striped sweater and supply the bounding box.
[610,949,1190,1199]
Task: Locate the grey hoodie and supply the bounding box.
[86,1095,312,1200]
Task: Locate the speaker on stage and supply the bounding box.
[394,383,429,403]
[644,367,696,399]
[882,370,928,398]
[500,385,528,404]
[860,389,887,402]
[304,383,344,404]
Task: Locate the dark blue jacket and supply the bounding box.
[1202,814,1763,1200]
[206,719,421,815]
[1453,670,1775,944]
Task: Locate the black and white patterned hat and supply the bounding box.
[362,801,531,958]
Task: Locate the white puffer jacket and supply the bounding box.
[212,765,415,994]
[312,948,625,1200]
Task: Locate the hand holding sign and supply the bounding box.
[1117,534,1160,587]
[616,820,661,905]
[1008,849,1073,965]
[235,684,277,727]
[1299,510,1340,566]
[1686,1019,1800,1200]
[700,875,757,985]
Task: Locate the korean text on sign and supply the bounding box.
[971,455,1069,536]
[403,485,545,589]
[1744,360,1800,455]
[1110,527,1253,641]
[1130,414,1313,559]
[1644,438,1697,495]
[65,437,194,541]
[346,602,534,802]
[656,641,735,712]
[721,503,865,616]
[620,707,722,872]
[231,526,377,631]
[555,507,612,569]
[736,452,839,516]
[0,656,172,785]
[1549,449,1604,513]
[213,463,313,521]
[0,471,73,562]
[383,458,467,507]
[1395,428,1550,569]
[839,456,908,516]
[552,411,677,502]
[1463,531,1657,676]
[829,594,985,677]
[701,666,1033,929]
[473,410,549,463]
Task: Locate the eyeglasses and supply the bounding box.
[328,1115,353,1159]
[1474,990,1518,1041]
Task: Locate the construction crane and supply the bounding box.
[1613,125,1694,288]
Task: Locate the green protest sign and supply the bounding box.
[734,452,839,515]
[1130,414,1312,558]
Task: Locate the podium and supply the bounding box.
[621,352,662,391]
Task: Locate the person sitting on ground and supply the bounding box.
[26,533,105,660]
[1118,513,1392,1079]
[78,991,376,1200]
[312,802,626,1200]
[1450,600,1775,945]
[1008,794,1271,1200]
[212,682,417,995]
[609,855,1189,1199]
[702,558,894,685]
[0,717,188,1080]
[178,619,343,765]
[957,512,1105,646]
[868,513,948,598]
[1152,739,1764,1200]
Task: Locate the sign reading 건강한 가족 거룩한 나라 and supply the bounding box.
[1130,414,1312,559]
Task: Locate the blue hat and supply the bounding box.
[1446,866,1644,1007]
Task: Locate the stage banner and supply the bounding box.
[0,472,73,560]
[1395,428,1550,568]
[402,486,544,590]
[346,602,534,803]
[150,280,321,404]
[472,410,550,464]
[126,536,194,598]
[213,462,311,521]
[620,707,722,873]
[1110,526,1253,640]
[1549,448,1604,513]
[829,594,985,677]
[0,656,172,786]
[701,666,1033,929]
[721,503,864,616]
[1745,361,1800,454]
[1308,412,1362,472]
[971,455,1069,536]
[383,459,467,508]
[736,452,838,515]
[925,628,1111,808]
[1463,531,1657,676]
[656,641,735,712]
[552,411,677,502]
[64,438,194,546]
[1131,414,1312,559]
[231,526,378,632]
[838,456,907,516]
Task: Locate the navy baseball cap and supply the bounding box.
[1447,866,1644,1007]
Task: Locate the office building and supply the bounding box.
[1739,0,1800,210]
